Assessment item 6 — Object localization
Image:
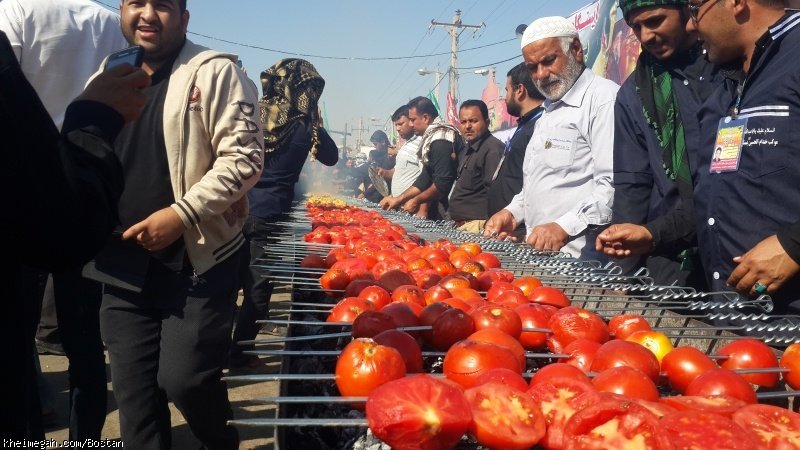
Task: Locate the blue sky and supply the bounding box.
[97,0,593,147]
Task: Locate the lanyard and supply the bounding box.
[492,109,543,181]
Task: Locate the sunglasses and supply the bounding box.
[688,0,721,26]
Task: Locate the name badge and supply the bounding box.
[544,137,571,152]
[710,116,748,173]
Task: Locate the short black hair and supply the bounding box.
[507,62,545,101]
[459,99,489,120]
[392,105,409,122]
[407,96,439,119]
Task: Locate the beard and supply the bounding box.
[505,98,521,117]
[534,56,584,102]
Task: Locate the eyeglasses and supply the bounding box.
[688,0,719,26]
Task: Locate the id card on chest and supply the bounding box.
[709,116,748,173]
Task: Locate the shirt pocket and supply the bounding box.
[541,129,579,169]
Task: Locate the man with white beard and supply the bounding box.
[484,16,619,260]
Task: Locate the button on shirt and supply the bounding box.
[505,69,619,259]
[390,135,421,196]
[694,11,800,311]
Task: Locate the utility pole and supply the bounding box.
[430,10,484,105]
[352,117,369,156]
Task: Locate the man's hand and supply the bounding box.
[380,196,402,210]
[377,167,394,181]
[483,210,518,241]
[122,207,186,252]
[595,223,654,258]
[76,64,151,123]
[402,197,420,214]
[728,235,800,297]
[527,222,569,251]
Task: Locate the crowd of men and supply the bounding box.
[5,0,800,446]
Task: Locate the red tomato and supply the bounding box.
[418,302,452,344]
[380,303,421,338]
[625,330,674,365]
[448,252,471,270]
[372,260,408,281]
[718,338,780,387]
[528,286,571,308]
[373,329,423,373]
[431,308,475,351]
[344,279,383,298]
[660,395,748,417]
[460,261,485,277]
[438,274,472,292]
[472,252,501,270]
[512,275,543,297]
[447,287,482,302]
[590,339,661,383]
[548,306,609,347]
[562,396,673,450]
[467,328,526,372]
[377,269,416,293]
[406,257,431,272]
[560,339,602,374]
[459,242,482,256]
[661,410,759,450]
[465,382,546,450]
[474,368,529,392]
[324,248,349,267]
[781,342,800,389]
[421,247,450,262]
[423,284,452,305]
[440,297,472,312]
[633,397,677,418]
[327,297,374,323]
[335,338,406,397]
[409,269,441,290]
[491,290,528,309]
[515,303,552,350]
[351,311,397,338]
[470,304,523,339]
[486,281,522,302]
[732,404,800,449]
[527,376,600,449]
[592,366,660,401]
[320,268,350,297]
[366,374,472,450]
[357,285,392,310]
[529,362,591,387]
[300,254,326,269]
[431,260,456,278]
[686,368,757,404]
[331,257,372,281]
[391,285,426,307]
[475,269,515,291]
[608,314,652,340]
[443,340,521,389]
[661,346,718,393]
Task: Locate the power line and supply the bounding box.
[457,55,521,70]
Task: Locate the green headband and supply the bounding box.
[619,0,689,21]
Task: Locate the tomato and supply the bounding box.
[446,287,482,302]
[527,376,600,449]
[448,251,472,269]
[357,285,392,310]
[515,303,552,350]
[335,338,406,397]
[467,328,526,372]
[491,290,528,309]
[470,304,523,339]
[686,368,757,404]
[475,269,515,291]
[351,311,397,338]
[661,410,759,450]
[474,368,529,392]
[440,297,472,312]
[320,268,350,297]
[391,285,426,307]
[409,269,441,290]
[431,308,475,351]
[512,275,543,297]
[528,286,571,308]
[331,257,373,281]
[590,339,661,383]
[460,261,485,277]
[625,330,674,365]
[325,248,350,268]
[472,252,501,270]
[418,302,452,344]
[327,297,374,323]
[458,242,482,256]
[443,340,521,389]
[530,362,591,387]
[560,339,602,374]
[402,301,424,317]
[781,342,800,389]
[465,382,546,450]
[486,282,522,302]
[377,269,416,292]
[366,374,472,450]
[592,366,660,401]
[453,271,479,290]
[300,254,326,269]
[406,257,432,272]
[548,306,609,347]
[632,397,677,418]
[381,303,421,339]
[718,338,780,387]
[732,404,800,449]
[661,346,718,393]
[343,279,383,298]
[423,284,452,305]
[421,247,450,262]
[562,396,673,450]
[438,274,472,292]
[431,260,457,278]
[660,395,748,417]
[373,329,424,373]
[608,314,652,340]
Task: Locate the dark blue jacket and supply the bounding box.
[694,11,800,310]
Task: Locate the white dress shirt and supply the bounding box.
[505,68,619,259]
[0,0,128,128]
[391,135,421,196]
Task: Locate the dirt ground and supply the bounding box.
[41,293,293,449]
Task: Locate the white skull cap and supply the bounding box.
[520,16,578,49]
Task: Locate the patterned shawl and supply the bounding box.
[259,59,325,158]
[416,117,462,165]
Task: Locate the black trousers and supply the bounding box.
[100,250,241,450]
[230,216,279,362]
[52,268,107,440]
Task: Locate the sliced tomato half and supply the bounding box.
[661,410,760,450]
[527,376,600,449]
[732,403,800,449]
[660,395,747,417]
[465,382,546,450]
[562,397,673,450]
